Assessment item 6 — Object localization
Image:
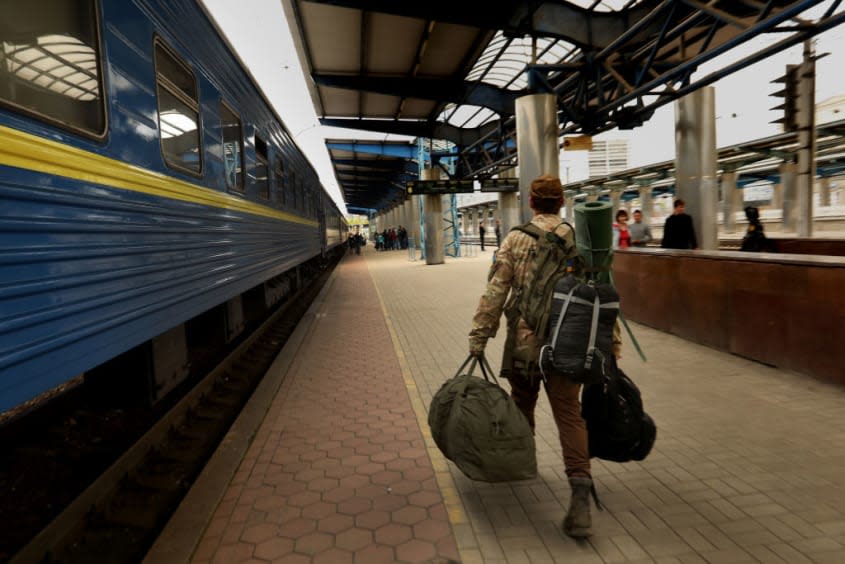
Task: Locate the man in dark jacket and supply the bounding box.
[661,199,698,249]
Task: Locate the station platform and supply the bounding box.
[148,246,845,564]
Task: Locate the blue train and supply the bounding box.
[0,0,348,412]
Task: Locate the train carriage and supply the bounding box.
[0,0,346,412]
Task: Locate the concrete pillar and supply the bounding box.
[639,187,654,225]
[721,171,739,233]
[625,200,633,215]
[772,181,783,210]
[820,177,831,207]
[516,93,559,223]
[412,196,423,246]
[610,190,622,214]
[796,40,816,238]
[498,168,520,235]
[564,194,575,225]
[422,168,444,265]
[780,162,797,232]
[674,87,718,250]
[472,207,481,236]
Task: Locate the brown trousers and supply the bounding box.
[507,365,591,478]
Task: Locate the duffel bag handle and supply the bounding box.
[455,354,499,386]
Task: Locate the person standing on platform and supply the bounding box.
[661,199,698,250]
[629,209,652,247]
[613,210,631,249]
[479,221,486,251]
[468,174,616,538]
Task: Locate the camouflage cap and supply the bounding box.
[530,175,564,200]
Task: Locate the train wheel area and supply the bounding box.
[1,246,346,563]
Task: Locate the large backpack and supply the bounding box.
[510,222,581,342]
[539,275,619,384]
[581,363,656,462]
[428,356,537,482]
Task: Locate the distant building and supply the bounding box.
[588,139,629,177]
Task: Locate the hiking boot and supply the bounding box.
[563,476,593,538]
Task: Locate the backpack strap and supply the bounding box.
[511,221,575,249]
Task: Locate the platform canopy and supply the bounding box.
[282,0,845,213]
[324,139,419,212]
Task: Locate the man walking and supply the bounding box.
[469,175,618,538]
[629,209,653,247]
[661,199,698,249]
[479,221,486,251]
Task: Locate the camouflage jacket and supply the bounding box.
[469,214,622,363]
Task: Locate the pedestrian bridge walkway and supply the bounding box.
[155,245,845,564]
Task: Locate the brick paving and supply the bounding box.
[364,246,845,564]
[155,246,845,564]
[184,253,459,564]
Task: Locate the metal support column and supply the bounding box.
[639,187,654,225]
[422,168,444,265]
[674,87,718,250]
[781,162,797,232]
[722,171,739,233]
[498,168,520,235]
[796,40,816,238]
[516,94,559,223]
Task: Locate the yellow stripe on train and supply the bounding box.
[0,124,319,227]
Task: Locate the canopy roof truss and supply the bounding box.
[283,0,845,213]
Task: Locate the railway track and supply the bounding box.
[5,256,339,563]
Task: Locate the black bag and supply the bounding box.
[581,363,656,462]
[428,355,537,482]
[539,274,619,384]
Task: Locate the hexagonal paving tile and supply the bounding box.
[337,496,372,515]
[338,474,370,490]
[294,531,334,555]
[287,490,321,507]
[371,493,407,512]
[301,501,336,519]
[240,522,278,544]
[313,547,353,564]
[371,470,402,485]
[413,518,452,542]
[389,479,422,496]
[396,538,437,563]
[317,513,354,534]
[408,490,442,508]
[353,544,395,564]
[355,462,385,475]
[374,522,412,545]
[392,505,428,526]
[278,517,316,539]
[306,477,340,491]
[293,468,324,483]
[335,528,373,551]
[253,537,294,561]
[354,510,390,530]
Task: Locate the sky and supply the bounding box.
[200,1,845,214]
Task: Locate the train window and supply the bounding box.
[154,41,201,175]
[254,135,269,200]
[274,159,286,206]
[0,0,106,137]
[220,103,244,191]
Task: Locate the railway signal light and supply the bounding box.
[770,64,799,132]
